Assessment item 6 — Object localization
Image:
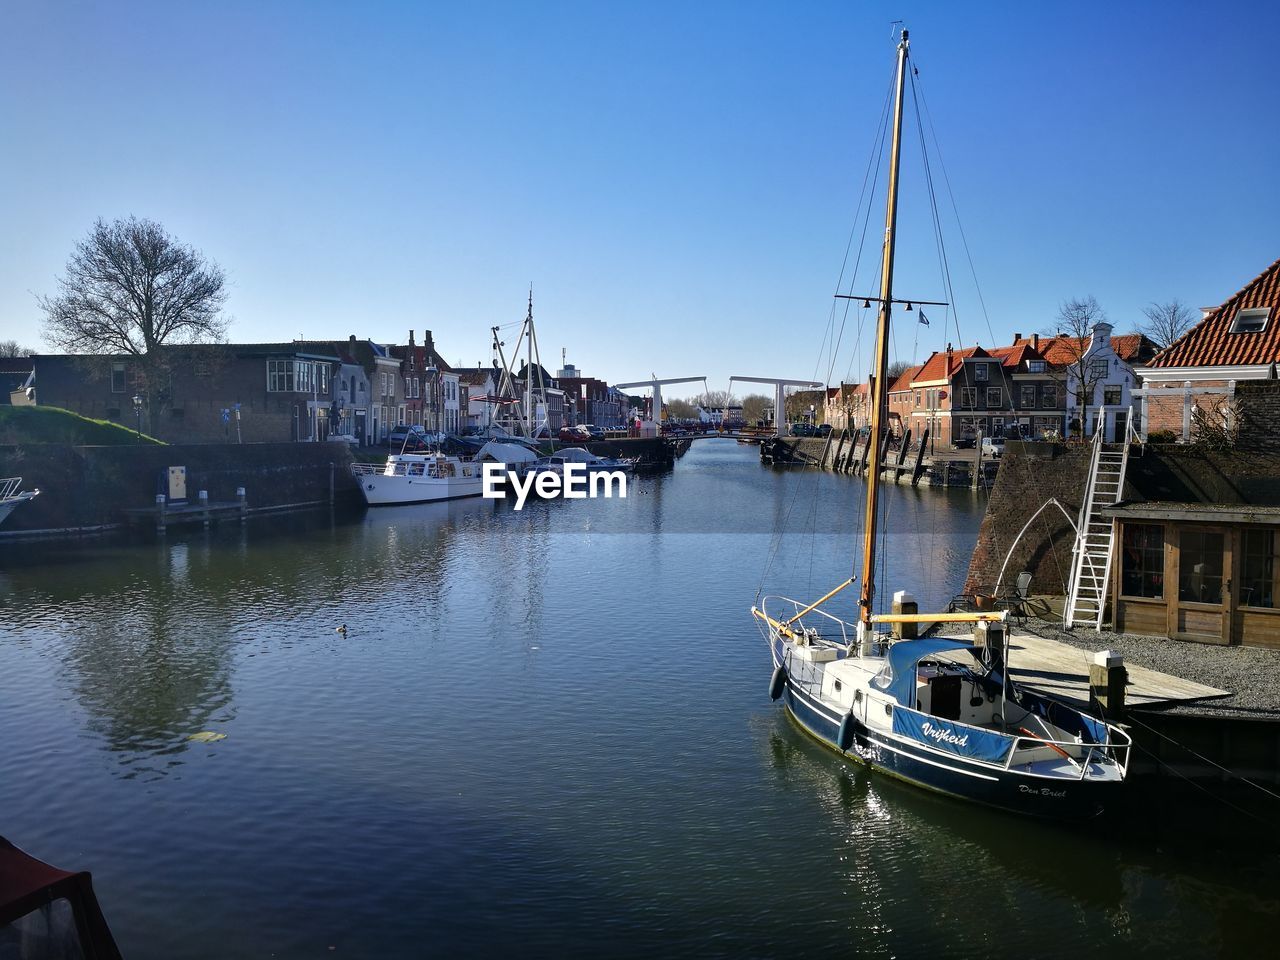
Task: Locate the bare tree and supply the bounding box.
[666,397,698,419]
[1140,299,1196,349]
[1044,296,1110,438]
[693,389,738,409]
[0,340,35,358]
[886,359,912,382]
[39,217,228,417]
[740,393,771,423]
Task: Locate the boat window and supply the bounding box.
[392,463,407,476]
[408,463,424,476]
[833,679,842,693]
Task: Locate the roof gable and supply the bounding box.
[1149,257,1280,368]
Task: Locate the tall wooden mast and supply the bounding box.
[858,28,910,631]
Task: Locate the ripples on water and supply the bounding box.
[1,440,1277,957]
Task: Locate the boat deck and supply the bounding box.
[935,628,1230,710]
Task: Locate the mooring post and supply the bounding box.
[892,590,918,639]
[237,486,247,523]
[912,427,930,486]
[329,462,335,504]
[972,430,984,490]
[155,493,167,535]
[198,489,210,528]
[1089,650,1127,721]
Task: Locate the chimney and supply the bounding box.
[1031,333,1040,350]
[424,330,435,364]
[409,330,415,347]
[1013,332,1021,344]
[348,334,357,349]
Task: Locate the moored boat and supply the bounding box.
[0,477,39,528]
[752,28,1130,819]
[351,452,482,506]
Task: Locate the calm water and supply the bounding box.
[1,439,1277,958]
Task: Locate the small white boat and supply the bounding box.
[475,439,540,474]
[350,453,482,506]
[0,477,39,528]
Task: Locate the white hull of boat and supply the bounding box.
[356,473,483,506]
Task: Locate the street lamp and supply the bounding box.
[132,394,143,441]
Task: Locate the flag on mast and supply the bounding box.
[918,311,929,326]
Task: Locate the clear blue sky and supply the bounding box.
[3,0,1278,396]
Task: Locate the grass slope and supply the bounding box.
[0,405,163,445]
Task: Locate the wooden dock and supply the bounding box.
[936,628,1230,709]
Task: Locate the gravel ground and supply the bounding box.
[1020,616,1280,718]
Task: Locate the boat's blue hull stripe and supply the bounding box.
[775,666,1114,820]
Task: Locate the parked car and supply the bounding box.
[816,423,833,437]
[789,423,814,437]
[581,425,607,440]
[980,436,1005,459]
[558,425,590,443]
[389,425,429,450]
[953,436,976,449]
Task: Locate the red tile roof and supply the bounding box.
[910,346,988,385]
[888,364,923,394]
[1011,333,1157,367]
[1148,257,1280,368]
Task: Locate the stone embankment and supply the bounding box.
[0,441,361,538]
[761,433,998,488]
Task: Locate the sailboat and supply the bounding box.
[752,29,1130,820]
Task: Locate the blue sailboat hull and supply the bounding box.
[780,678,1115,821]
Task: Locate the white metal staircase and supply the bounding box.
[1065,419,1137,629]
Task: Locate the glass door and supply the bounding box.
[1175,527,1229,642]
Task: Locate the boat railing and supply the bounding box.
[760,595,856,647]
[0,477,21,500]
[350,463,381,477]
[1002,723,1131,780]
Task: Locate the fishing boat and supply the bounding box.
[350,451,483,506]
[752,29,1130,820]
[0,477,39,528]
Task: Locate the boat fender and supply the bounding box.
[837,712,857,753]
[768,665,787,701]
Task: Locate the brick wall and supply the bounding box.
[964,443,1091,597]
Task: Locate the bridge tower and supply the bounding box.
[729,376,825,438]
[613,377,706,437]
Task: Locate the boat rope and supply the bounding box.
[1125,713,1280,805]
[911,62,997,351]
[1125,737,1279,830]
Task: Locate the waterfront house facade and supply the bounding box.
[1014,326,1158,441]
[1137,256,1280,442]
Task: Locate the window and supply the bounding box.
[1091,358,1109,379]
[111,362,127,393]
[1020,384,1036,409]
[974,363,989,382]
[959,387,976,408]
[1178,529,1224,604]
[1028,360,1046,373]
[1121,524,1164,599]
[991,416,1005,436]
[1242,529,1276,608]
[1041,384,1059,408]
[1230,307,1270,334]
[1103,386,1122,405]
[268,360,295,392]
[986,386,1002,407]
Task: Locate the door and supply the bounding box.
[1173,526,1230,643]
[1113,410,1127,442]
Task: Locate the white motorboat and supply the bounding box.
[350,453,482,506]
[0,477,39,528]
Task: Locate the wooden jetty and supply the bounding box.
[934,627,1230,710]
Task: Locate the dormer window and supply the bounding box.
[1027,360,1046,373]
[1231,307,1270,334]
[974,363,989,382]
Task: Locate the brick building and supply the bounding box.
[1138,256,1280,441]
